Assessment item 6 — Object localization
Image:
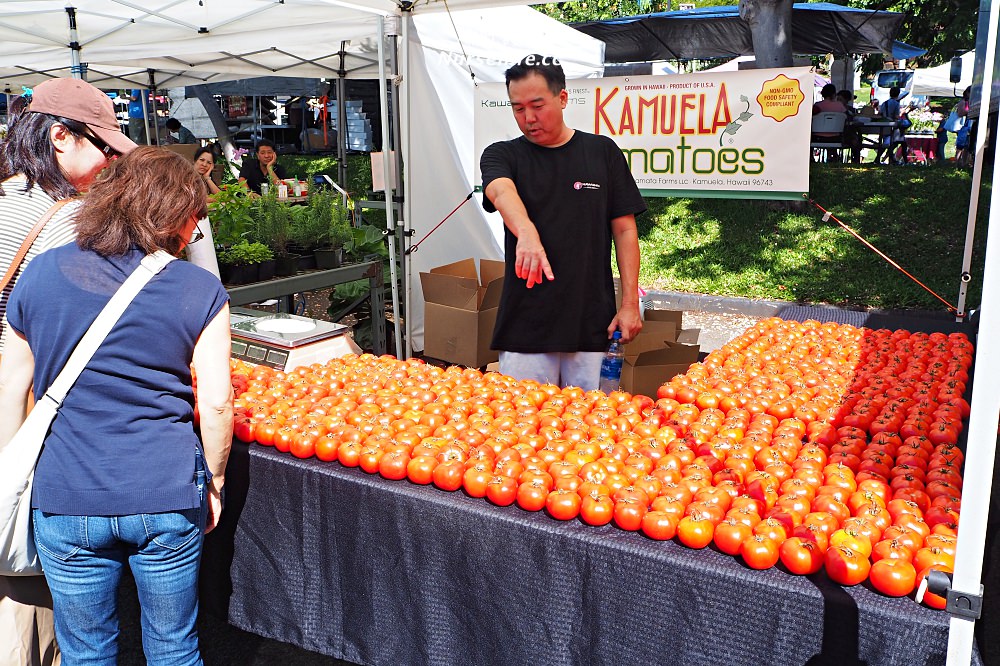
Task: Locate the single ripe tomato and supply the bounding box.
[486,475,517,507]
[314,433,340,462]
[825,545,871,586]
[676,515,715,549]
[580,493,614,526]
[641,510,678,541]
[406,455,437,485]
[233,417,257,443]
[545,489,582,521]
[613,498,646,531]
[779,537,825,575]
[516,479,550,512]
[378,451,410,481]
[289,431,317,459]
[869,559,917,597]
[463,467,492,498]
[432,461,465,492]
[741,534,780,570]
[713,518,753,556]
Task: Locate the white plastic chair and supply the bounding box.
[810,112,847,162]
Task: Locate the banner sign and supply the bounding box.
[475,67,814,200]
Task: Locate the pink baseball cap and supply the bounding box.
[28,78,137,155]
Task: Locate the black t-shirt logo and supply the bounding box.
[573,181,601,191]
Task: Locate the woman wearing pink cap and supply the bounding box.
[0,77,136,666]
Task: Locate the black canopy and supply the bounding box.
[573,3,922,62]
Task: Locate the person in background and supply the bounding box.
[238,139,287,194]
[189,146,222,278]
[193,146,222,197]
[0,146,233,665]
[954,87,973,166]
[836,89,862,163]
[876,86,906,164]
[813,83,847,115]
[480,54,645,390]
[127,89,148,145]
[165,117,197,145]
[0,77,136,666]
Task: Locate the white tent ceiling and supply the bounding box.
[0,0,531,90]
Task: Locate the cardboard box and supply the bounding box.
[643,308,701,345]
[621,337,701,398]
[421,258,505,368]
[617,307,701,398]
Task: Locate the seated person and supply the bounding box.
[811,84,847,161]
[813,83,847,115]
[165,117,197,144]
[836,90,862,163]
[193,146,222,196]
[238,139,287,195]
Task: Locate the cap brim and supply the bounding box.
[92,125,138,155]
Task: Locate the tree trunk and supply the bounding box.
[190,85,239,178]
[739,0,794,69]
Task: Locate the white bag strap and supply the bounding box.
[41,251,176,408]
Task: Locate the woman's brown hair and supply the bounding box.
[75,146,208,257]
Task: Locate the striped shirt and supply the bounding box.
[0,176,81,354]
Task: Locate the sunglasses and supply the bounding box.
[189,226,205,245]
[83,132,121,159]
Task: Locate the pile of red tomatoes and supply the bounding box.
[226,317,972,605]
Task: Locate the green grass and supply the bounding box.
[285,154,990,313]
[637,163,990,311]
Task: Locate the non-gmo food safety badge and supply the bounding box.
[574,181,601,190]
[755,74,805,122]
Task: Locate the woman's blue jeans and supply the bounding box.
[31,460,207,666]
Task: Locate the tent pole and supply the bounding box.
[147,70,161,146]
[66,7,85,80]
[336,42,348,193]
[945,10,1000,664]
[954,39,996,321]
[377,15,403,358]
[401,13,414,360]
[388,14,406,356]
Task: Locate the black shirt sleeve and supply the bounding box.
[605,138,647,219]
[480,141,516,214]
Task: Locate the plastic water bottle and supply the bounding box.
[599,331,625,394]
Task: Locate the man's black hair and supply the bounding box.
[255,138,277,152]
[889,86,900,99]
[165,118,181,130]
[505,54,565,95]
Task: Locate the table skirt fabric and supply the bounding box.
[210,443,977,666]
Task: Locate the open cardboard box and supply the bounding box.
[420,258,504,368]
[619,307,701,397]
[621,335,700,398]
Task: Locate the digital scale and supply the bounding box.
[229,307,359,371]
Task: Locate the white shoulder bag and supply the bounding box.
[0,251,175,575]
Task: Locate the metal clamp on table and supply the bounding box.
[227,260,385,356]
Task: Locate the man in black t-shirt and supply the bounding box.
[480,54,645,390]
[238,139,287,194]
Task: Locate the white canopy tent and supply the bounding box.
[0,1,603,354]
[911,51,975,97]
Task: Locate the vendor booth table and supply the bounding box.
[201,442,980,666]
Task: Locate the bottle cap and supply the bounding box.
[612,330,622,340]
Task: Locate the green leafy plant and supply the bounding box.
[217,239,273,266]
[289,189,352,251]
[249,190,294,257]
[208,182,254,245]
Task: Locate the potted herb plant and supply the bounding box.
[250,191,298,276]
[217,239,274,285]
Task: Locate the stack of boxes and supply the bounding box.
[329,100,372,152]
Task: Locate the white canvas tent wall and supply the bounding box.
[403,6,604,352]
[911,51,975,97]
